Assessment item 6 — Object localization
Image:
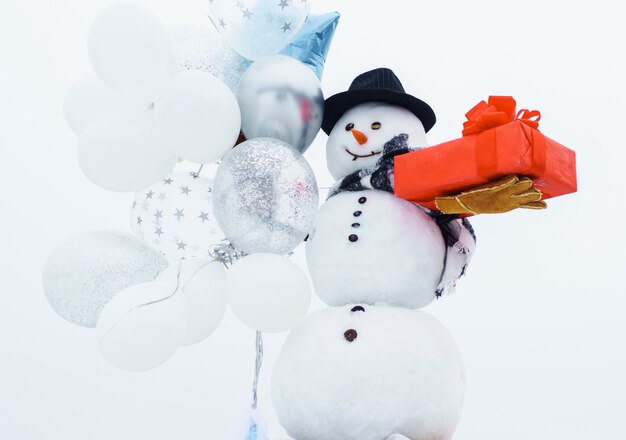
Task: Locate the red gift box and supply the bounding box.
[394,96,577,210]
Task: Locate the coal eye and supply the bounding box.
[344,329,358,342]
[345,122,355,131]
[351,306,365,313]
[371,122,382,130]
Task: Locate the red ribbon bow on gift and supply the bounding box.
[462,96,541,136]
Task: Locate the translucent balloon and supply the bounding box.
[169,25,248,92]
[131,167,224,258]
[78,113,177,192]
[227,254,311,333]
[63,76,139,136]
[154,71,241,164]
[42,231,169,328]
[212,138,319,255]
[207,0,310,60]
[237,55,324,153]
[88,2,173,103]
[97,281,185,372]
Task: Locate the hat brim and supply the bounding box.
[321,88,436,135]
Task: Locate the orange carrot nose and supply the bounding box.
[351,129,368,145]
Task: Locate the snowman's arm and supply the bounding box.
[433,213,461,227]
[435,216,476,297]
[435,175,547,214]
[432,211,476,247]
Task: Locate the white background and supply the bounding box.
[1,0,625,439]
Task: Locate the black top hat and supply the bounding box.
[321,68,436,134]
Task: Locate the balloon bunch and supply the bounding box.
[65,3,241,192]
[48,0,339,384]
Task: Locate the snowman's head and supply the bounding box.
[326,102,428,180]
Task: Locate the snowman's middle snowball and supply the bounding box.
[306,190,445,309]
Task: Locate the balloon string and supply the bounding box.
[99,260,183,341]
[136,258,183,308]
[207,241,262,410]
[209,240,246,269]
[252,331,264,410]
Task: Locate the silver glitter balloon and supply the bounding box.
[169,25,248,92]
[43,231,169,328]
[213,138,319,255]
[237,55,324,153]
[131,166,225,259]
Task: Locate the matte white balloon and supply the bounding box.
[43,231,169,328]
[237,55,324,153]
[63,76,138,136]
[154,258,227,345]
[178,258,228,346]
[97,281,185,372]
[88,2,173,103]
[154,71,241,164]
[227,254,311,333]
[78,113,177,192]
[207,0,310,60]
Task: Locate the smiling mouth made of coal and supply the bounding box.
[345,148,382,161]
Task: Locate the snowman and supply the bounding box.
[306,68,476,309]
[272,305,465,440]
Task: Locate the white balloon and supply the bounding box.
[97,281,185,372]
[227,254,311,333]
[130,167,224,259]
[153,258,227,345]
[178,258,228,346]
[88,2,173,103]
[154,71,241,164]
[63,76,138,136]
[78,113,177,192]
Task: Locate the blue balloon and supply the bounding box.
[243,12,340,79]
[280,12,340,79]
[244,424,258,440]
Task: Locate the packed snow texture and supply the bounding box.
[306,190,445,308]
[325,102,428,180]
[272,305,465,440]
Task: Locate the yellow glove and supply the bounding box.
[435,175,547,215]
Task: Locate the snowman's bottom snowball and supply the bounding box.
[272,306,465,440]
[306,190,445,309]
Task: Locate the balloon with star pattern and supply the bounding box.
[131,166,225,259]
[207,0,310,60]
